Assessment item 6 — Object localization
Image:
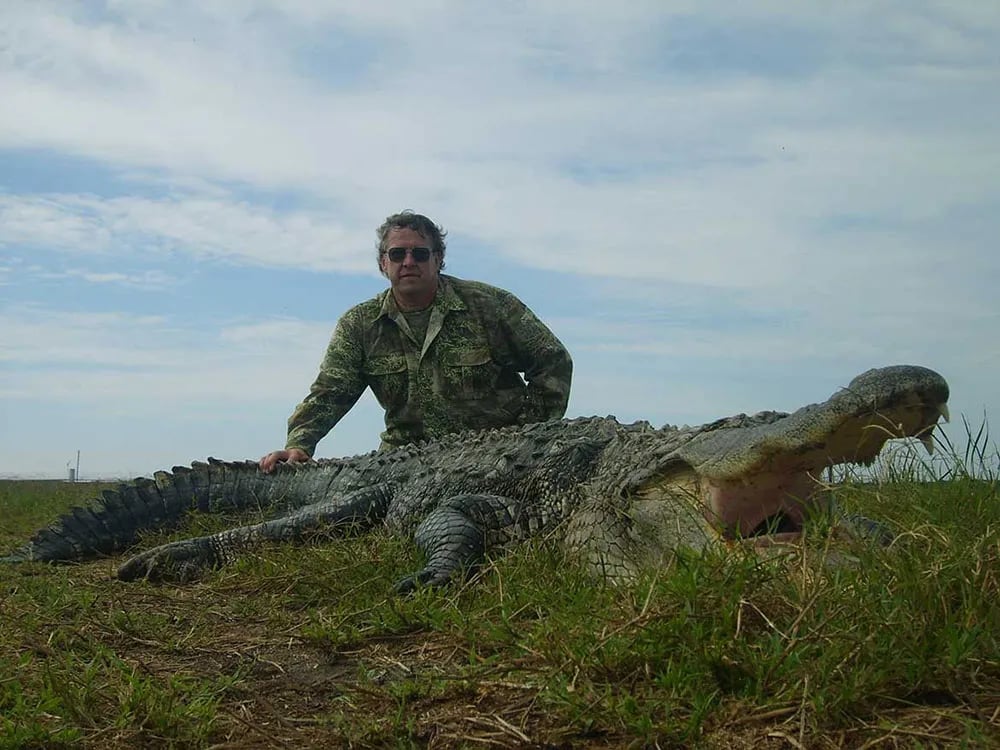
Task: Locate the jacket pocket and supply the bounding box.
[364,354,408,409]
[439,347,497,400]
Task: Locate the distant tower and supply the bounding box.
[67,451,80,482]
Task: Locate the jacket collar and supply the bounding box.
[376,274,466,320]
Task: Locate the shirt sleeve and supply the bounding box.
[501,293,573,422]
[284,310,368,456]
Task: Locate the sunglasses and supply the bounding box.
[385,246,433,263]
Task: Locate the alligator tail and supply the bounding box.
[1,458,339,564]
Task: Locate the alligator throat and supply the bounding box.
[701,470,826,538]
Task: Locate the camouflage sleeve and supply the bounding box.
[501,293,573,422]
[284,309,368,457]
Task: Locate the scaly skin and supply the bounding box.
[2,365,949,591]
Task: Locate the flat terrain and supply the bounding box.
[1,474,998,748]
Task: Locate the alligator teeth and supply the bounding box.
[938,403,950,423]
[919,433,935,455]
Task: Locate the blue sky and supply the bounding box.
[1,1,997,479]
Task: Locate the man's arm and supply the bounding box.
[283,311,369,457]
[501,295,573,422]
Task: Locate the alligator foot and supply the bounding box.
[392,494,507,594]
[117,537,219,583]
[393,567,454,595]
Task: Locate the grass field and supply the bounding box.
[1,444,998,748]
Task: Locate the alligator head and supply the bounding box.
[565,365,950,578]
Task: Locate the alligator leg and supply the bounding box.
[117,483,394,582]
[394,493,523,594]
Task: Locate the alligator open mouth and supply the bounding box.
[700,469,826,540]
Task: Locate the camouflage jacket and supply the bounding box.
[285,275,573,453]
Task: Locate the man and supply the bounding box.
[259,210,573,472]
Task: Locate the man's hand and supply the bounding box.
[259,448,310,473]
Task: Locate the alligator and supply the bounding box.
[2,365,949,591]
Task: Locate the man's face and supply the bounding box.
[380,227,441,300]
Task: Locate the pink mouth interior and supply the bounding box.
[700,470,826,539]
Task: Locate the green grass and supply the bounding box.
[0,439,998,748]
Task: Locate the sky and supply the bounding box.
[1,1,997,479]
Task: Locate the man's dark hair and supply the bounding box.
[376,210,447,271]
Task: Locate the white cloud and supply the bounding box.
[61,268,176,288]
[0,195,115,253]
[0,194,373,272]
[0,307,330,379]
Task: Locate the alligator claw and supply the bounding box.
[117,538,217,583]
[392,567,452,595]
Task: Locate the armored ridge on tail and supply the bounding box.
[0,457,352,564]
[2,365,950,591]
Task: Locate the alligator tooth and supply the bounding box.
[938,403,950,423]
[919,433,935,455]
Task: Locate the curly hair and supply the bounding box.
[375,210,447,272]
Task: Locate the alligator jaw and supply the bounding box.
[815,401,948,469]
[642,370,951,546]
[689,397,949,541]
[678,394,950,482]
